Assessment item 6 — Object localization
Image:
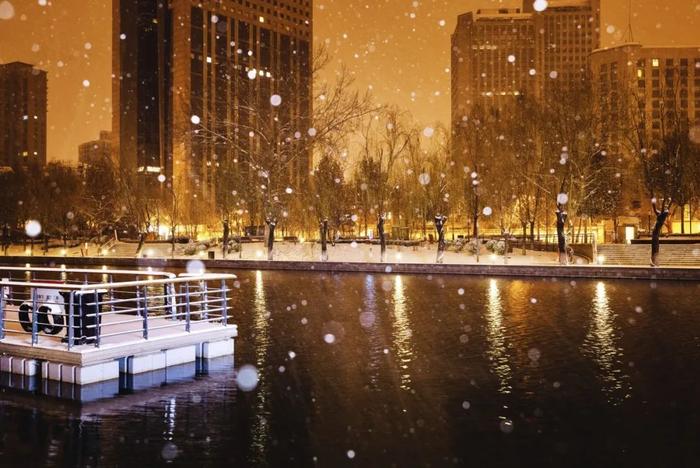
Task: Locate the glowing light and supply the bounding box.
[236,365,259,391]
[186,260,206,275]
[0,2,16,20]
[25,220,41,237]
[533,0,548,12]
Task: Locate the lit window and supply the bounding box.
[652,58,659,68]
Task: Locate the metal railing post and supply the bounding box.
[167,282,176,320]
[67,291,75,350]
[221,279,228,326]
[109,274,115,314]
[201,280,209,320]
[31,288,39,345]
[185,283,191,333]
[142,286,149,340]
[94,289,101,348]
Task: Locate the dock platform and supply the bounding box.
[0,266,237,386]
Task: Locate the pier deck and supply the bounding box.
[0,267,238,385]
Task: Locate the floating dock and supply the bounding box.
[0,266,237,387]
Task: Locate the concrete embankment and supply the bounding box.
[2,256,699,281]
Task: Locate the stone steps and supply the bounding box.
[598,244,700,266]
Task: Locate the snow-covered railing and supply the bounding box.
[0,267,235,349]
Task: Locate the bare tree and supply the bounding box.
[355,109,412,262]
[541,82,605,264]
[192,47,375,259]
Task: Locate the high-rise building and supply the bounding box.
[525,0,601,97]
[591,44,700,142]
[113,0,313,217]
[451,8,536,119]
[451,0,600,128]
[79,131,112,167]
[590,43,700,217]
[0,62,48,167]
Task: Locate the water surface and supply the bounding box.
[1,271,699,466]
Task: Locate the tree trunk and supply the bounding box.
[222,220,230,259]
[377,215,386,263]
[651,209,669,267]
[320,219,328,262]
[266,219,276,261]
[681,205,686,234]
[521,222,527,255]
[435,216,447,264]
[529,221,536,250]
[137,232,145,258]
[691,205,694,234]
[556,206,568,265]
[472,211,479,262]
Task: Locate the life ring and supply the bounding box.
[38,304,65,335]
[18,302,65,335]
[18,302,33,333]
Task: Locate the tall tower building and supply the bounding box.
[591,44,700,217]
[451,8,536,121]
[113,0,313,219]
[79,131,113,168]
[451,0,600,162]
[526,0,601,96]
[0,62,48,167]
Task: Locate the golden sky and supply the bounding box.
[0,0,699,162]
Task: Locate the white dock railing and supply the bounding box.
[0,267,236,350]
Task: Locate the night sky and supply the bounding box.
[0,0,699,162]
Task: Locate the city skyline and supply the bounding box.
[0,0,699,162]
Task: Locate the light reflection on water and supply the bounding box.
[391,275,414,391]
[363,274,384,389]
[485,279,513,395]
[582,281,632,405]
[1,271,699,467]
[250,270,270,462]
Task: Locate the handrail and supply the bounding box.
[0,271,235,349]
[0,273,236,291]
[0,266,176,279]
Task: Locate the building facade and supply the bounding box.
[525,0,601,97]
[0,62,48,167]
[79,131,113,167]
[590,43,700,225]
[451,8,536,118]
[113,0,312,219]
[451,0,600,149]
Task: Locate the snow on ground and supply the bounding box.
[2,241,576,266]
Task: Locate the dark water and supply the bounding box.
[1,271,700,467]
